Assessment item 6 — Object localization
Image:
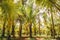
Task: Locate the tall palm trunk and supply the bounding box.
[29,22,32,38]
[7,17,11,40]
[19,20,22,40]
[19,24,22,37]
[0,0,6,37]
[11,21,15,37]
[2,19,6,37]
[50,8,56,38]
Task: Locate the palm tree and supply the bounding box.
[15,0,27,40]
[25,6,38,38]
[1,1,11,39]
[11,20,15,37]
[0,0,6,37]
[19,0,39,38]
[18,15,24,38]
[2,14,7,37]
[35,0,60,38]
[50,7,56,38]
[0,0,18,40]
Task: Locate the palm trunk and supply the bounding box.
[19,20,22,40]
[11,22,15,37]
[2,19,6,37]
[29,22,32,38]
[50,8,56,38]
[7,30,11,40]
[19,23,22,37]
[7,17,11,40]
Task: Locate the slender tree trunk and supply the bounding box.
[11,22,15,38]
[2,19,6,37]
[50,8,56,38]
[29,22,32,38]
[7,30,11,40]
[19,21,22,40]
[7,17,11,40]
[19,23,22,37]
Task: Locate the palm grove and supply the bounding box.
[0,0,60,40]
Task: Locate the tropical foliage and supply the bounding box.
[0,0,60,40]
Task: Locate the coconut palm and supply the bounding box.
[0,0,19,40]
[25,5,39,38]
[35,0,60,38]
[0,0,6,37]
[18,0,39,38]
